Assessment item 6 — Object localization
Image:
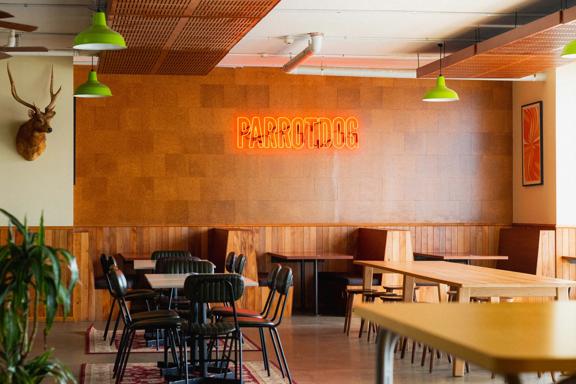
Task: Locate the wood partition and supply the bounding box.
[556,227,576,299]
[0,223,512,321]
[208,228,264,312]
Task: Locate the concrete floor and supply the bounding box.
[35,316,557,384]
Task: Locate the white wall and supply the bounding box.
[512,70,556,224]
[0,57,74,226]
[556,62,576,226]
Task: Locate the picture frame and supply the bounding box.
[521,101,543,186]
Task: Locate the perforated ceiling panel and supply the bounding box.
[417,7,576,79]
[99,0,280,75]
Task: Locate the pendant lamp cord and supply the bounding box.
[438,42,443,76]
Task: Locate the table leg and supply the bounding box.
[452,287,471,377]
[557,287,569,301]
[363,266,374,291]
[402,276,415,302]
[314,259,319,316]
[300,262,306,311]
[376,329,399,384]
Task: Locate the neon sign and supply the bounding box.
[236,116,359,150]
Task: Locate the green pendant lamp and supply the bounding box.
[73,10,126,51]
[561,39,576,59]
[74,58,112,98]
[422,43,459,102]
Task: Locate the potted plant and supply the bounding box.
[0,209,78,383]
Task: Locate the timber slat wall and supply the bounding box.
[557,227,576,298]
[0,223,517,320]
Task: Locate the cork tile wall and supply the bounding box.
[74,66,512,225]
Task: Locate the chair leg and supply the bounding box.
[429,348,435,373]
[271,327,292,384]
[268,328,285,378]
[104,298,116,340]
[116,329,136,384]
[400,337,408,359]
[238,332,244,384]
[110,310,122,345]
[343,293,350,333]
[358,318,366,338]
[182,332,189,384]
[411,341,417,364]
[258,328,270,376]
[113,327,129,376]
[421,346,427,367]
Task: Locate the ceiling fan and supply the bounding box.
[0,11,48,60]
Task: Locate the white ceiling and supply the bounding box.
[220,0,552,70]
[0,0,565,73]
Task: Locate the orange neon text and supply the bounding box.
[236,116,359,150]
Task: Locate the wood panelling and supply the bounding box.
[556,227,576,299]
[74,66,512,226]
[0,223,507,320]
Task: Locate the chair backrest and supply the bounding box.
[225,252,237,273]
[275,267,293,296]
[267,264,282,290]
[233,254,246,274]
[107,265,129,299]
[156,257,215,274]
[183,273,244,304]
[268,267,293,324]
[151,250,193,260]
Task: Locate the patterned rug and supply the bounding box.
[80,362,291,384]
[86,325,261,354]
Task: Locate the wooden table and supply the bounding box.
[354,302,576,384]
[355,260,576,376]
[414,252,508,262]
[133,259,156,270]
[145,273,258,289]
[268,252,354,315]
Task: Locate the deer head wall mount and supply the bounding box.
[7,64,61,161]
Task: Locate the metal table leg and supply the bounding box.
[313,259,318,316]
[375,329,399,384]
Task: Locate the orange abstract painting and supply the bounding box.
[522,101,543,186]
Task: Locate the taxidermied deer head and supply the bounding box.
[7,64,61,161]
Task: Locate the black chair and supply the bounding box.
[155,258,215,310]
[151,250,193,260]
[182,273,245,383]
[212,265,282,374]
[225,252,237,273]
[231,267,293,382]
[100,254,158,342]
[233,254,247,275]
[107,266,183,384]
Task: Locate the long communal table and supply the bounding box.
[354,302,576,384]
[354,260,576,376]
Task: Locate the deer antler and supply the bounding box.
[7,63,38,111]
[45,65,61,112]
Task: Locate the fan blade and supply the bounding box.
[0,52,11,60]
[1,46,48,52]
[0,11,13,19]
[0,21,37,32]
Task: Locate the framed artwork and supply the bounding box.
[521,101,543,186]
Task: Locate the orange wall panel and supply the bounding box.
[74,67,512,226]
